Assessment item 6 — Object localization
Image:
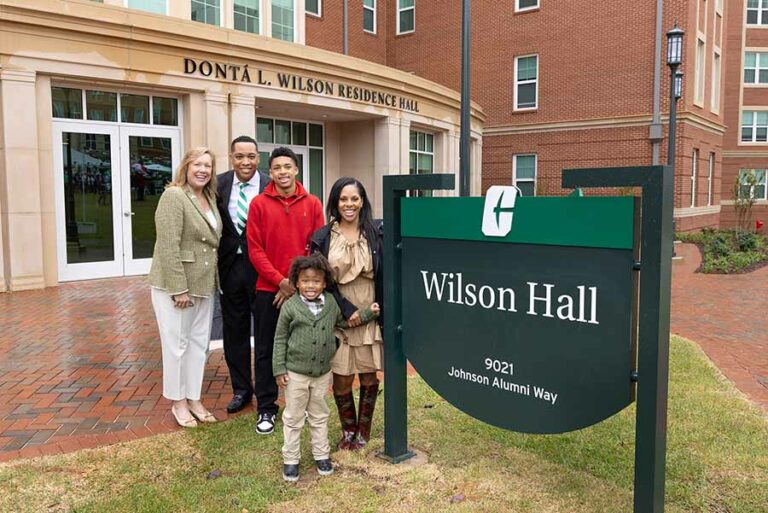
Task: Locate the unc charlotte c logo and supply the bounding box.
[482,186,519,237]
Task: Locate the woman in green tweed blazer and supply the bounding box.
[149,147,222,428]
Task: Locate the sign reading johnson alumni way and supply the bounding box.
[400,188,638,434]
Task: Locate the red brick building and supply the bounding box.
[307,0,767,231]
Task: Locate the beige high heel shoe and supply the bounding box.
[171,406,198,428]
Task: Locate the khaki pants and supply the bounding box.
[281,370,332,464]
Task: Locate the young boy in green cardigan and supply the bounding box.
[273,253,379,482]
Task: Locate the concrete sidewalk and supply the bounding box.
[1,245,765,461]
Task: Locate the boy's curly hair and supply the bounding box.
[288,253,336,288]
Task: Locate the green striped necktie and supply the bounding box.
[236,182,248,242]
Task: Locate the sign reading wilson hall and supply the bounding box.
[399,187,637,434]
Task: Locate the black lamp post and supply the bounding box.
[666,26,684,169]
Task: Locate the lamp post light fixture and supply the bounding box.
[666,25,684,170]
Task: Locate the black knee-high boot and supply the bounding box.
[334,392,357,450]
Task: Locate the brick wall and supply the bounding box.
[306,0,388,65]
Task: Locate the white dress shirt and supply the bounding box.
[227,171,262,224]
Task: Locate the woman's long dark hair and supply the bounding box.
[326,177,377,244]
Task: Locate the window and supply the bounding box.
[364,0,376,33]
[513,154,536,196]
[256,117,324,199]
[191,0,220,26]
[51,87,179,127]
[409,129,434,196]
[397,0,415,34]
[234,0,259,33]
[747,0,768,25]
[744,52,768,84]
[741,111,768,142]
[691,149,698,207]
[126,0,166,14]
[514,55,538,110]
[707,152,715,206]
[516,0,539,12]
[694,39,705,104]
[272,0,295,42]
[306,0,320,16]
[738,169,768,199]
[711,52,721,112]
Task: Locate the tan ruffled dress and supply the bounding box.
[328,223,383,375]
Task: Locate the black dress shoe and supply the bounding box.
[226,394,252,413]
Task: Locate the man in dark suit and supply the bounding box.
[216,135,270,414]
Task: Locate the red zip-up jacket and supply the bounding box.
[246,181,325,293]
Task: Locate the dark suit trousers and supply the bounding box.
[220,254,258,397]
[253,291,280,415]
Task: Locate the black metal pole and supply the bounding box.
[459,0,471,197]
[667,67,678,168]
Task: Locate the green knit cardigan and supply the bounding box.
[272,292,377,378]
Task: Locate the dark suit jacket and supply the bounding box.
[216,169,270,288]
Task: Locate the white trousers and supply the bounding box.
[281,370,332,464]
[151,288,213,401]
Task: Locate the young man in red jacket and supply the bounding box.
[247,147,325,434]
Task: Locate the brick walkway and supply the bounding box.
[0,245,765,462]
[671,243,768,411]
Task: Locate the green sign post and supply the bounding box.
[381,166,673,513]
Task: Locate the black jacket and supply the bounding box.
[310,220,383,325]
[216,169,270,288]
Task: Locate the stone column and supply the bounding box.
[373,117,410,217]
[204,92,230,168]
[471,136,483,196]
[36,76,58,287]
[229,94,256,148]
[0,69,45,291]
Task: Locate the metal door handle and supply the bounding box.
[123,212,135,217]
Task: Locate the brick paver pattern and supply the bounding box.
[671,243,768,411]
[0,244,765,461]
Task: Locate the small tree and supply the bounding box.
[733,170,759,232]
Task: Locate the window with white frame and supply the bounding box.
[738,169,768,199]
[126,0,166,14]
[306,0,320,17]
[694,38,705,104]
[747,0,768,25]
[397,0,415,34]
[741,111,768,142]
[513,154,536,196]
[516,0,539,12]
[711,52,721,112]
[691,149,698,207]
[364,0,376,33]
[191,0,220,25]
[744,52,768,84]
[272,0,295,41]
[234,0,260,33]
[514,55,538,110]
[409,129,433,197]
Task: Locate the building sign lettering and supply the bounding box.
[182,57,420,112]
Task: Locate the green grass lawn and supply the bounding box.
[1,336,766,513]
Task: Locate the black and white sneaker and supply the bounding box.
[255,412,276,435]
[315,458,333,476]
[283,463,299,482]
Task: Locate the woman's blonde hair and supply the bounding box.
[168,147,217,196]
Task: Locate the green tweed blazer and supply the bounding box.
[273,293,377,378]
[148,185,222,297]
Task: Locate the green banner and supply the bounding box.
[401,196,635,249]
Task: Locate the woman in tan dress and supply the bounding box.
[310,177,383,450]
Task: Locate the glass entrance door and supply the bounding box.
[120,126,180,275]
[53,123,180,281]
[53,123,123,281]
